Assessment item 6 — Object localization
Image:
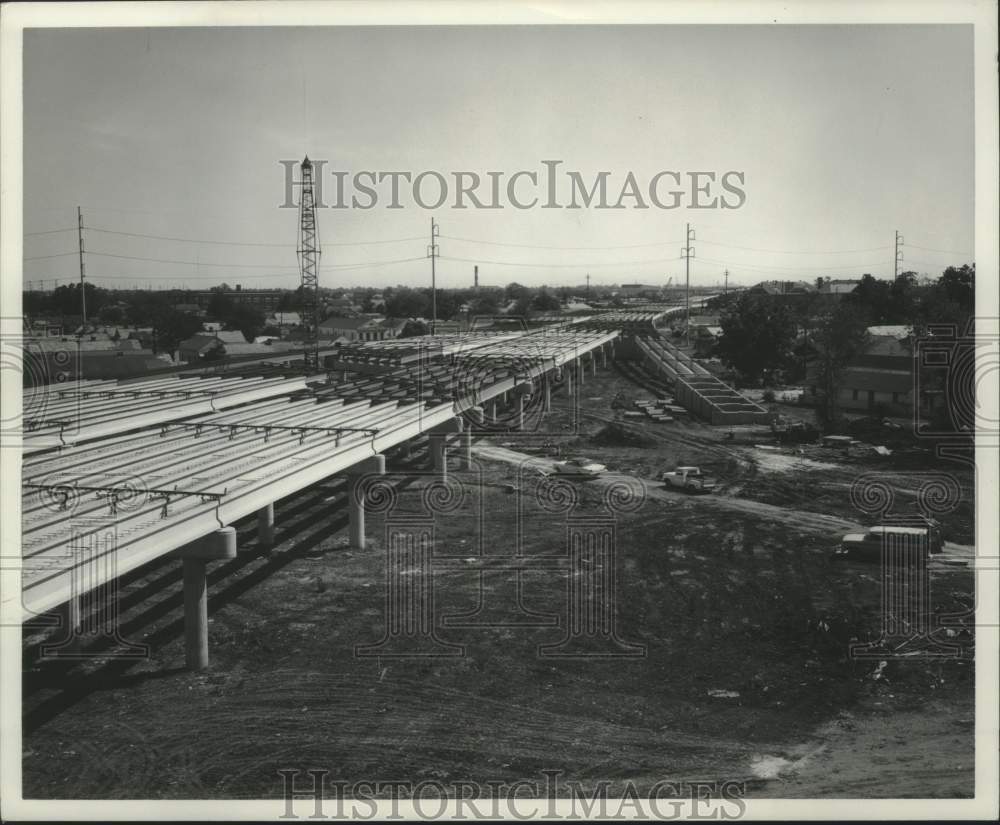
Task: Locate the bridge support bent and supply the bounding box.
[257,503,275,548]
[178,526,237,671]
[348,454,387,550]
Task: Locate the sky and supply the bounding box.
[22,24,975,291]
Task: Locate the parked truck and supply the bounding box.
[660,466,717,494]
[834,519,944,563]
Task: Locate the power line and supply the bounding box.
[23,251,79,262]
[699,238,888,255]
[24,227,77,237]
[440,254,681,269]
[905,243,974,256]
[57,250,420,270]
[441,234,686,251]
[86,227,424,248]
[697,255,891,273]
[79,257,425,281]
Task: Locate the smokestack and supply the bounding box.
[474,265,479,289]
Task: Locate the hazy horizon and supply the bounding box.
[23,25,975,291]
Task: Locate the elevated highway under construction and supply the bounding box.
[14,328,618,669]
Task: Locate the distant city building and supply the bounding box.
[619,284,656,298]
[749,280,816,296]
[191,287,285,313]
[817,278,861,297]
[269,310,302,327]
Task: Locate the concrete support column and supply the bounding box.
[56,594,82,654]
[578,358,585,386]
[182,558,208,671]
[565,366,573,396]
[458,406,482,471]
[601,346,608,369]
[543,376,552,412]
[591,353,598,376]
[430,434,448,479]
[429,418,463,479]
[178,526,237,671]
[460,429,473,470]
[348,454,387,550]
[257,502,275,548]
[518,395,526,430]
[490,402,498,424]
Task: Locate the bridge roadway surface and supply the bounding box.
[12,329,618,622]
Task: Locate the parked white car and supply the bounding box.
[553,459,607,477]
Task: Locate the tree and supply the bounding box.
[716,293,797,385]
[385,287,430,319]
[531,288,561,312]
[50,282,109,321]
[505,282,530,302]
[936,264,974,315]
[207,289,235,320]
[149,309,203,354]
[99,305,125,325]
[398,319,429,337]
[469,293,500,315]
[845,274,891,324]
[424,288,458,321]
[810,303,872,426]
[224,304,266,342]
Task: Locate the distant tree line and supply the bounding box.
[710,265,975,423]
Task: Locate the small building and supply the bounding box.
[178,333,226,363]
[807,325,917,416]
[173,303,206,318]
[318,316,405,342]
[817,278,861,298]
[269,311,302,327]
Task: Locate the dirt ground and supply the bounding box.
[21,362,976,800]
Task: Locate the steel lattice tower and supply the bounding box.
[297,156,321,371]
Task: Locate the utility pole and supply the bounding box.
[681,223,695,345]
[724,268,729,297]
[586,273,591,300]
[428,218,440,332]
[296,156,321,371]
[894,230,904,280]
[77,206,87,333]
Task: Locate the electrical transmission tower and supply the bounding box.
[894,230,904,280]
[297,156,322,371]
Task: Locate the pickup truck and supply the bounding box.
[834,521,944,563]
[661,466,717,493]
[553,458,607,478]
